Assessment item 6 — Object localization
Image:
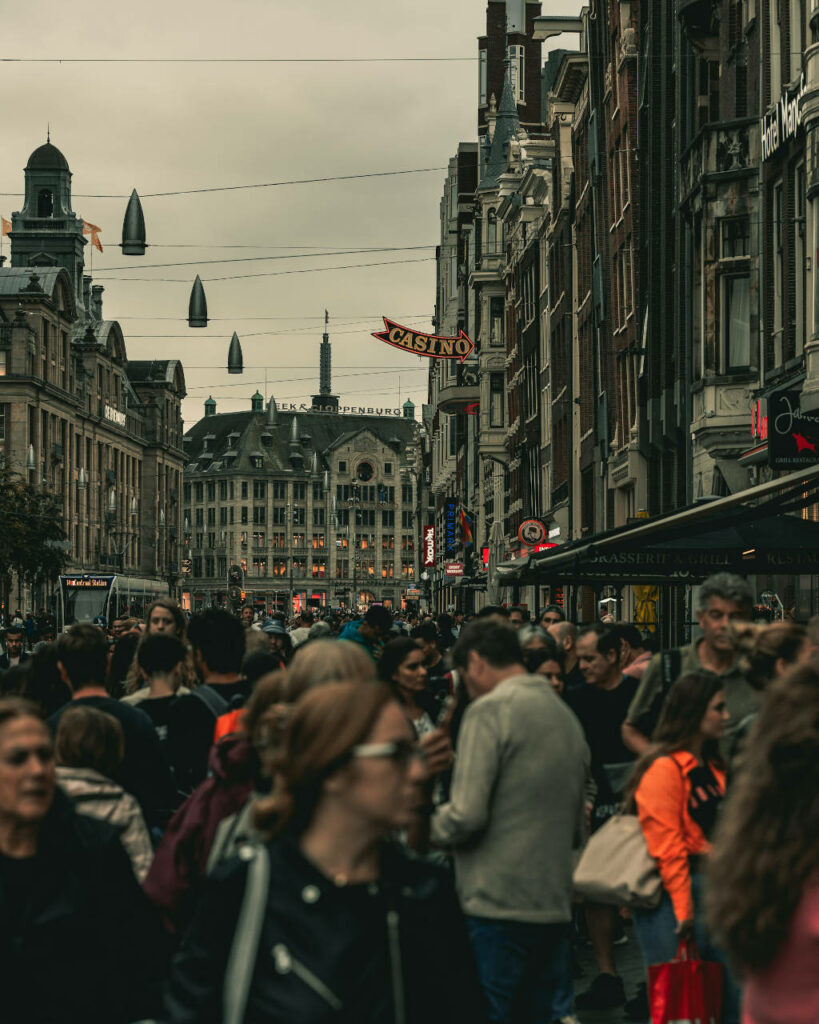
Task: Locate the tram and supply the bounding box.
[55,574,169,631]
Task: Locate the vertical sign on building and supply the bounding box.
[423,525,436,567]
[444,498,459,557]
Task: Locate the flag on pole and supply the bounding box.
[1,217,11,238]
[459,507,475,547]
[82,220,103,252]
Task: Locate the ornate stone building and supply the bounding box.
[0,141,186,617]
[181,341,422,615]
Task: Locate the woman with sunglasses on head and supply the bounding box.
[0,698,165,1023]
[165,681,487,1024]
[624,670,740,1023]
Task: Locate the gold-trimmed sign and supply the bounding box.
[372,318,475,362]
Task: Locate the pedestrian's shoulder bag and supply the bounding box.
[572,811,662,909]
[223,842,271,1024]
[573,756,684,909]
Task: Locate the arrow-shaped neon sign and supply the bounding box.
[372,317,475,363]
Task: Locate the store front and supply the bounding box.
[495,466,819,642]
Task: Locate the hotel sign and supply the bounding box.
[761,73,805,162]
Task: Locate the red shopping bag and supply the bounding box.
[648,940,724,1024]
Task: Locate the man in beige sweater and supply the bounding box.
[432,621,590,1024]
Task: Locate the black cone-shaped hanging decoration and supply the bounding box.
[227,331,243,374]
[121,189,146,255]
[188,275,208,327]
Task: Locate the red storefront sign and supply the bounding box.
[423,525,436,567]
[445,562,464,577]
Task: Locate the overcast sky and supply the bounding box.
[1,0,581,430]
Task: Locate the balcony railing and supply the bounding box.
[679,118,758,205]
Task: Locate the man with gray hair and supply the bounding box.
[622,572,757,755]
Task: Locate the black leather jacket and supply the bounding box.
[165,835,488,1024]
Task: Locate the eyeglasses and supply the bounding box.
[3,746,54,768]
[350,741,426,767]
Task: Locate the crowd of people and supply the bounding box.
[0,574,816,1023]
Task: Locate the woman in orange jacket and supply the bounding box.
[627,670,740,1023]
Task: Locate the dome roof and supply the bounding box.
[26,142,70,172]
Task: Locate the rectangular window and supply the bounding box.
[253,506,266,525]
[490,373,505,427]
[219,507,227,525]
[312,533,325,549]
[312,482,323,501]
[401,510,413,529]
[338,461,347,473]
[292,508,306,526]
[724,275,751,370]
[207,507,216,526]
[401,484,413,504]
[272,507,286,525]
[384,462,393,475]
[292,533,306,548]
[0,404,4,440]
[241,482,248,499]
[311,559,326,578]
[293,482,306,501]
[507,44,525,103]
[252,556,268,577]
[721,217,750,258]
[253,480,266,500]
[382,534,395,550]
[382,509,395,527]
[490,297,504,346]
[241,507,248,524]
[479,48,487,105]
[312,507,325,526]
[207,482,216,501]
[219,481,228,500]
[194,482,203,503]
[272,481,287,500]
[195,508,204,527]
[252,531,266,548]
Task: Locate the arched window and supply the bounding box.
[487,209,497,253]
[37,189,54,217]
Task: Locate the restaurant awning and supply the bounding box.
[495,464,819,586]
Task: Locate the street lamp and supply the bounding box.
[107,488,116,516]
[77,466,87,490]
[26,444,35,471]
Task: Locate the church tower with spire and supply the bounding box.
[10,138,87,310]
[311,310,339,412]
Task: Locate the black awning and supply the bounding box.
[501,465,819,586]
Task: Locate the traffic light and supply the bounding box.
[227,564,243,587]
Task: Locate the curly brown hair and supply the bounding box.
[731,621,807,691]
[707,664,819,970]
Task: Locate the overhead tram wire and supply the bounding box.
[0,167,448,200]
[0,56,476,63]
[93,255,435,283]
[91,245,435,272]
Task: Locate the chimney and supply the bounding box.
[91,284,104,322]
[83,275,92,313]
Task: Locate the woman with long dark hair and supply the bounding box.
[378,637,443,739]
[626,670,739,1023]
[164,681,487,1024]
[708,665,819,1024]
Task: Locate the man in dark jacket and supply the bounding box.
[0,624,31,673]
[49,623,176,828]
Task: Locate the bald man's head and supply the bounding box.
[548,620,576,652]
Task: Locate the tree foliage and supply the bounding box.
[0,466,69,587]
